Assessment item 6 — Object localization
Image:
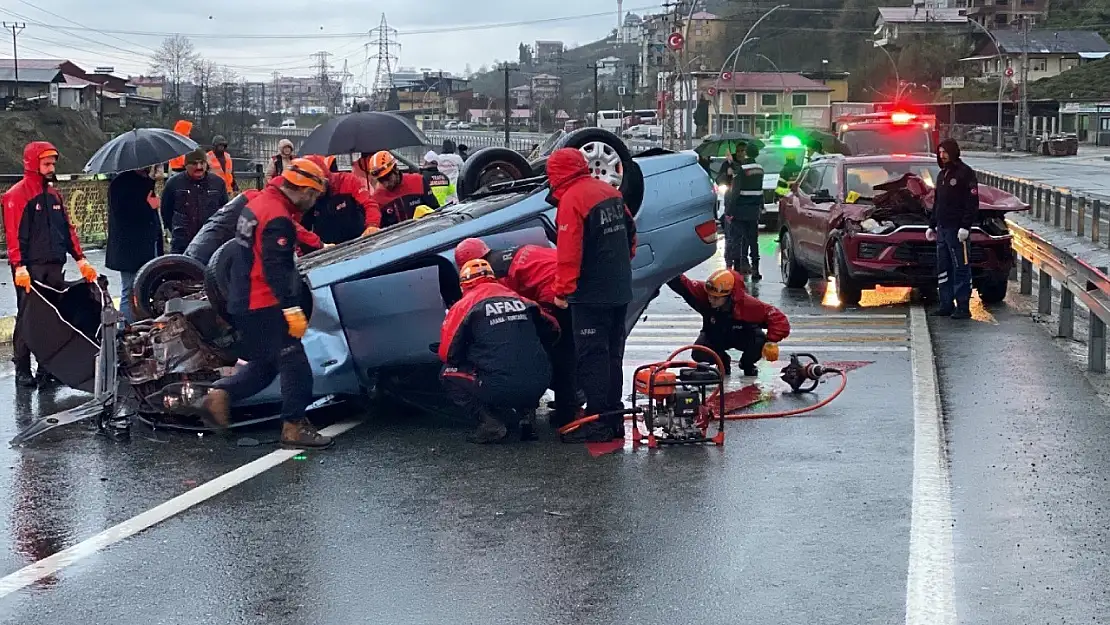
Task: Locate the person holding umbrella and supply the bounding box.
[2,142,98,388]
[106,167,163,324]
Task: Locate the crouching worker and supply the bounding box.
[202,158,333,449]
[454,237,580,430]
[438,259,560,444]
[667,268,790,376]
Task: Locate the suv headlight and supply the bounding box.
[716,184,729,195]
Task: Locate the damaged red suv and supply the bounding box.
[778,154,1027,306]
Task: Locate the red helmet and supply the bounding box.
[454,238,491,267]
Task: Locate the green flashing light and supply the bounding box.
[780,135,802,149]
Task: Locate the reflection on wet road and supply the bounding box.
[0,233,1104,624]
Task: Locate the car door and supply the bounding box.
[791,164,828,268]
[807,164,843,274]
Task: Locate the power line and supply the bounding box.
[369,13,399,112]
[13,0,158,54]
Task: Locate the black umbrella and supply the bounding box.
[298,111,430,156]
[83,128,199,174]
[695,132,765,159]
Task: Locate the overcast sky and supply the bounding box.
[1,0,661,84]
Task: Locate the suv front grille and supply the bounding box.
[893,242,987,264]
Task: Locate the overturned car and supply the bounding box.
[14,129,720,444]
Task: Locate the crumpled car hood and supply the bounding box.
[831,173,1028,230]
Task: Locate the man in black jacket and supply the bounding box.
[106,167,163,324]
[160,149,229,253]
[927,139,978,320]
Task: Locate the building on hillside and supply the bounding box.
[686,12,724,56]
[618,13,644,45]
[130,75,165,100]
[638,12,672,93]
[964,0,1048,28]
[0,59,160,113]
[535,41,565,64]
[872,6,971,45]
[530,74,561,102]
[597,56,622,79]
[961,29,1110,83]
[509,85,532,108]
[800,69,851,102]
[704,72,834,135]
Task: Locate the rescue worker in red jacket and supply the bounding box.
[363,151,439,227]
[667,269,791,376]
[438,259,559,444]
[2,142,98,388]
[298,154,381,243]
[201,158,331,449]
[454,238,580,429]
[548,147,637,442]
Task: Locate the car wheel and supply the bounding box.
[833,243,863,307]
[457,147,534,200]
[205,240,237,323]
[780,230,809,288]
[975,273,1009,304]
[132,254,207,321]
[555,128,645,214]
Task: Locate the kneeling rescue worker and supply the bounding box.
[203,158,332,448]
[3,142,98,388]
[438,259,560,444]
[454,238,580,430]
[363,151,440,227]
[667,269,790,376]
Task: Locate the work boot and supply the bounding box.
[560,420,613,444]
[518,410,539,442]
[280,420,333,448]
[200,388,231,429]
[468,408,509,444]
[751,264,762,282]
[15,364,36,389]
[950,308,971,320]
[930,307,954,317]
[34,369,59,388]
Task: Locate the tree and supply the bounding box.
[191,59,215,125]
[151,35,198,111]
[518,43,533,68]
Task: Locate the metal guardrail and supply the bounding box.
[1008,219,1110,373]
[978,170,1109,244]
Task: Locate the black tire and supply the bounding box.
[555,127,645,214]
[976,274,1009,304]
[833,244,863,307]
[132,254,207,321]
[205,240,237,322]
[457,147,534,200]
[780,230,809,288]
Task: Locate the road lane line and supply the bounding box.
[0,419,362,599]
[905,307,956,625]
[630,328,907,336]
[624,345,910,354]
[642,313,907,320]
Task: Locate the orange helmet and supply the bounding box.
[304,154,330,175]
[705,269,736,298]
[281,158,326,192]
[324,155,337,171]
[459,258,496,290]
[366,151,397,179]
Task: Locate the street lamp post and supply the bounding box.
[706,4,787,139]
[871,41,904,102]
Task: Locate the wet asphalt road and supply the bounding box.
[0,233,1104,624]
[964,153,1110,200]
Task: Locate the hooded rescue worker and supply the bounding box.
[298,154,381,243]
[266,138,295,177]
[668,269,790,376]
[438,258,559,444]
[725,142,764,280]
[420,151,456,206]
[202,158,332,449]
[927,138,978,320]
[548,147,637,442]
[454,238,580,429]
[2,142,99,387]
[167,120,193,172]
[775,152,801,198]
[362,151,440,227]
[206,135,236,194]
[161,148,230,253]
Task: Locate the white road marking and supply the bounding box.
[0,419,362,599]
[905,307,957,625]
[630,328,907,336]
[642,313,907,320]
[624,345,910,354]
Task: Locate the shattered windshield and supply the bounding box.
[844,162,940,200]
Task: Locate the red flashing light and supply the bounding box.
[890,112,916,124]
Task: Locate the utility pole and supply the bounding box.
[587,63,600,127]
[4,22,26,97]
[1019,16,1030,152]
[369,14,400,111]
[499,62,517,147]
[627,63,639,109]
[272,71,282,122]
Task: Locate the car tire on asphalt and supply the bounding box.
[554,127,645,214]
[457,147,534,201]
[205,240,237,323]
[132,254,207,321]
[975,274,1009,304]
[780,230,809,288]
[833,243,863,307]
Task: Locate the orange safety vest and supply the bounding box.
[207,150,235,193]
[168,120,193,171]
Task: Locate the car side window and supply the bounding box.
[818,165,841,201]
[798,166,824,195]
